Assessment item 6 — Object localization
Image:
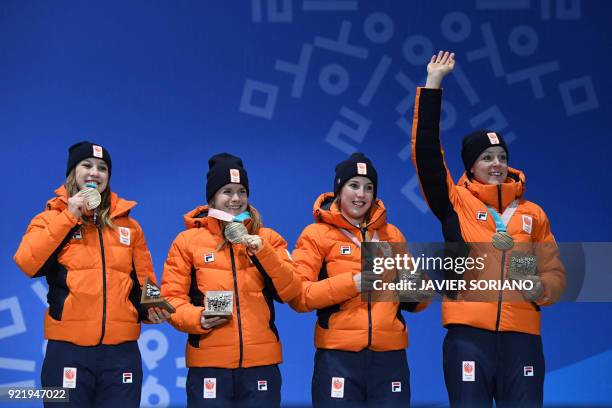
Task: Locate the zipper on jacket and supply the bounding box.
[361,226,373,348]
[229,245,244,367]
[97,226,108,344]
[367,292,372,347]
[495,250,506,331]
[494,184,504,331]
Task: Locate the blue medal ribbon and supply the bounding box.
[232,211,252,222]
[487,207,507,233]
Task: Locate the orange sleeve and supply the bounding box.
[13,208,79,278]
[161,233,210,335]
[533,209,566,306]
[131,219,157,286]
[288,224,358,312]
[253,230,302,302]
[389,225,429,313]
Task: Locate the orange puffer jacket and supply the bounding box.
[411,87,566,335]
[14,186,157,346]
[161,206,301,369]
[289,193,427,352]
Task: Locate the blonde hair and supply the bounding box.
[65,169,114,229]
[212,203,262,251]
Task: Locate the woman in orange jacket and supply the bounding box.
[411,52,566,407]
[160,153,301,408]
[13,141,170,408]
[289,153,427,407]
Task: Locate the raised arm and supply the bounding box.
[425,51,455,89]
[14,209,80,278]
[248,230,303,303]
[13,190,96,278]
[411,51,460,224]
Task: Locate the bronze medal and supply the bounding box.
[82,187,101,210]
[492,231,514,251]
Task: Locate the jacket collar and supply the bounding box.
[183,205,257,233]
[312,192,387,233]
[48,186,135,219]
[457,167,525,212]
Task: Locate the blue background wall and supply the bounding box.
[1,1,611,406]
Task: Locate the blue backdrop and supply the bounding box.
[1,1,611,406]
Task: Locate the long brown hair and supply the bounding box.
[65,169,114,229]
[212,203,262,251]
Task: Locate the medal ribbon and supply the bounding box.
[339,228,379,248]
[487,199,519,233]
[232,211,252,222]
[208,208,252,223]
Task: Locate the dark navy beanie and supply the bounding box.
[66,141,112,177]
[461,130,509,176]
[206,153,249,202]
[333,152,378,199]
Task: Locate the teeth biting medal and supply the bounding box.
[82,182,101,210]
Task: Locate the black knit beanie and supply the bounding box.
[333,152,378,199]
[206,153,249,202]
[461,130,509,176]
[66,141,112,177]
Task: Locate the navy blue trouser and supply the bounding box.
[312,348,411,408]
[186,364,281,408]
[443,325,545,408]
[41,340,143,408]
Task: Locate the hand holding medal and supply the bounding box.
[67,182,101,219]
[81,182,101,210]
[224,222,262,254]
[224,222,248,244]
